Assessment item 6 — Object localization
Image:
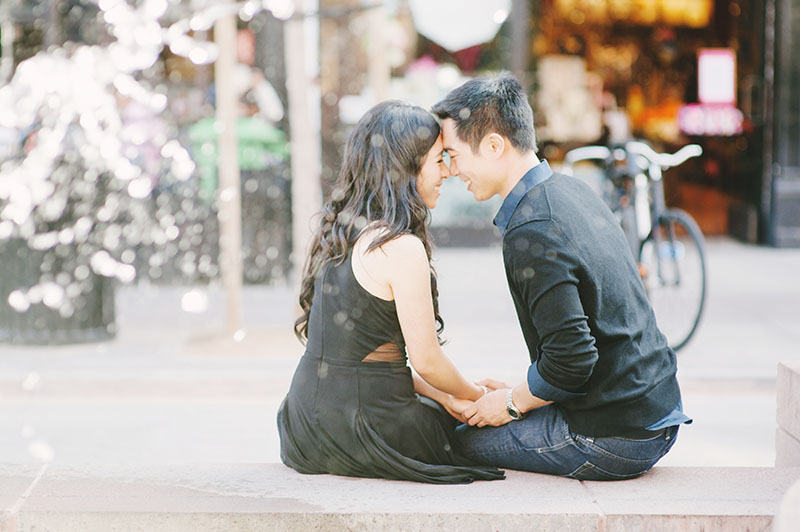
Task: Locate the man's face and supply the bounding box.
[440,118,498,202]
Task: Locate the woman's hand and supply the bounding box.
[444,396,474,424]
[466,382,487,401]
[475,378,511,391]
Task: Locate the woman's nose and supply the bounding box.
[447,160,458,176]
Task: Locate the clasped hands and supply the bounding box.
[445,378,513,427]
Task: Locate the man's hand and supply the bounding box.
[475,378,511,391]
[462,389,512,427]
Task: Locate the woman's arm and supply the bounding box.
[412,372,450,404]
[412,373,473,423]
[378,235,484,402]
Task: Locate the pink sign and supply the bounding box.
[679,104,743,136]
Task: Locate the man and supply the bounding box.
[431,73,690,480]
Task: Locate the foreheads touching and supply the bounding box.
[431,72,537,155]
[329,100,441,231]
[341,100,440,187]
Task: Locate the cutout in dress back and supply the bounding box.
[362,342,405,362]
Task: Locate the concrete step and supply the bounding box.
[2,464,798,531]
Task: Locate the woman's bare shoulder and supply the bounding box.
[356,230,427,278]
[353,228,429,299]
[378,233,425,255]
[357,227,424,256]
[377,234,429,285]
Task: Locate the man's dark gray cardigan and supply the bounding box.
[495,161,683,438]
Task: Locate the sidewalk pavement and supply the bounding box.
[0,237,798,468]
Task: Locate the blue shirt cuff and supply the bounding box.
[527,362,585,402]
[646,400,693,430]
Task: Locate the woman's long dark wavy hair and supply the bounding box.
[294,100,444,343]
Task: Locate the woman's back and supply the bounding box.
[278,100,502,483]
[304,250,405,365]
[277,237,503,484]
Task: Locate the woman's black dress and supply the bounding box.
[277,252,504,483]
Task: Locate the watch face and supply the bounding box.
[507,408,521,420]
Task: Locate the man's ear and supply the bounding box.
[481,133,506,159]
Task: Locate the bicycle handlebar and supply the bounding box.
[563,146,611,165]
[624,141,702,169]
[563,142,702,174]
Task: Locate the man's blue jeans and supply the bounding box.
[454,404,678,480]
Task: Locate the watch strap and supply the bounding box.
[506,388,522,420]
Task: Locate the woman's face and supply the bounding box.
[416,135,450,208]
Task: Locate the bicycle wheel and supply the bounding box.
[638,209,707,352]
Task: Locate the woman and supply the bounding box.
[277,101,504,483]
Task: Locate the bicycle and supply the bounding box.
[564,140,706,352]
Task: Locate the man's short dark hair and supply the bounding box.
[431,72,537,154]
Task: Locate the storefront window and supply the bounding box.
[554,0,713,27]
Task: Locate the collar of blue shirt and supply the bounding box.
[492,160,554,235]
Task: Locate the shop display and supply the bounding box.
[537,55,602,143]
[554,0,714,27]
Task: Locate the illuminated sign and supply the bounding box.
[698,48,737,105]
[678,104,743,136]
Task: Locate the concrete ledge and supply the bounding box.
[778,361,800,467]
[775,478,800,532]
[2,464,799,532]
[777,427,800,467]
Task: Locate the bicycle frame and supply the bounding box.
[624,141,702,284]
[564,140,703,275]
[563,140,707,352]
[642,161,672,287]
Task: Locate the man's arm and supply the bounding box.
[464,223,597,427]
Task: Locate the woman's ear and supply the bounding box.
[481,133,506,159]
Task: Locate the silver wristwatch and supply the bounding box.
[506,389,523,420]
